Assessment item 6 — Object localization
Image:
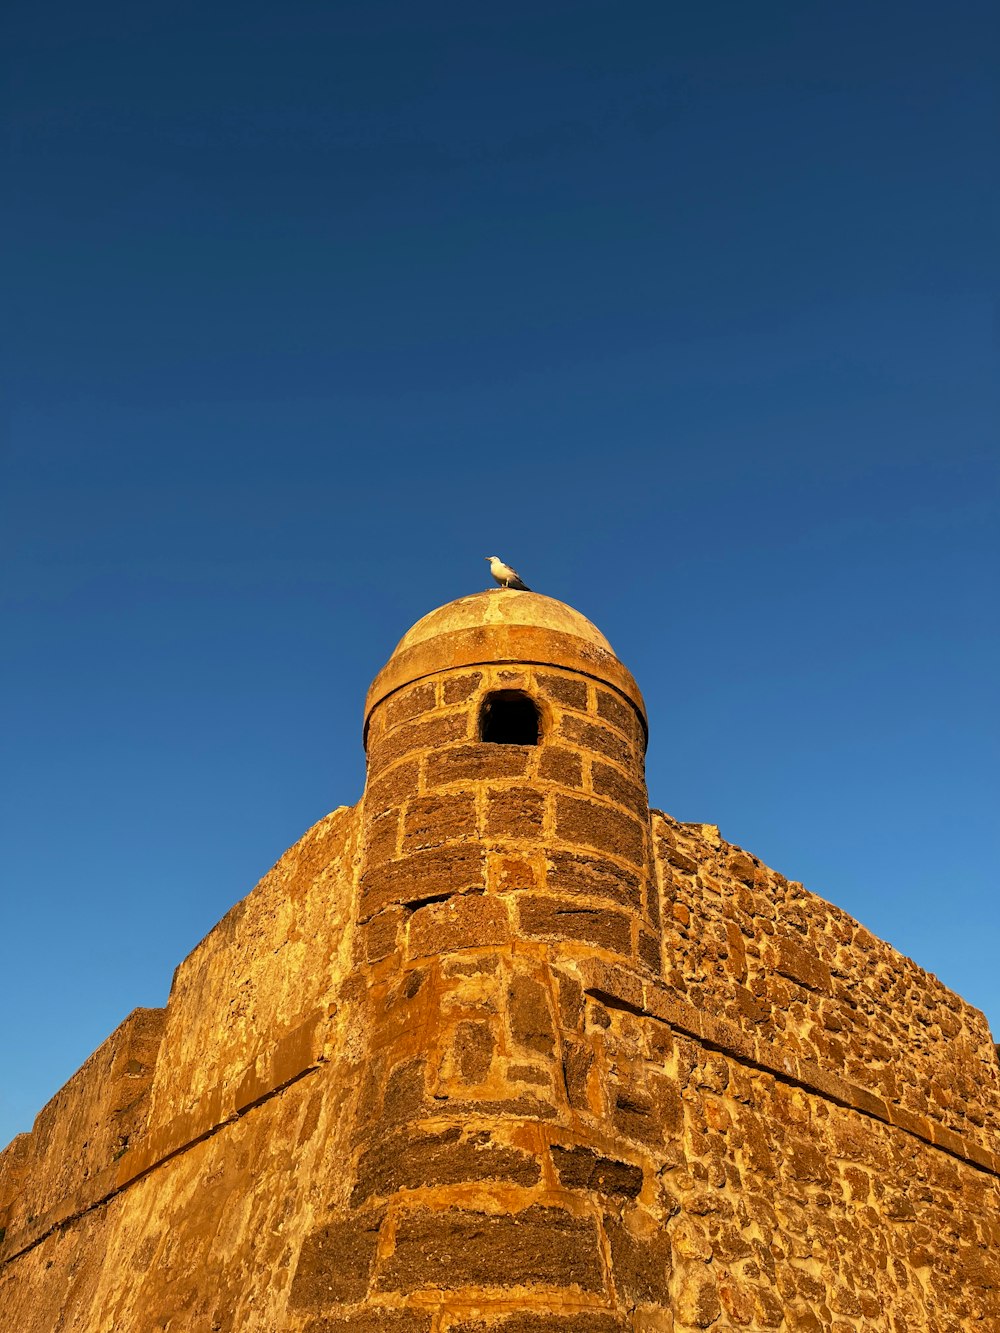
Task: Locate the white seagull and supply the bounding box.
[485,555,530,591]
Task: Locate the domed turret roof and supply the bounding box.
[392,591,616,657]
[365,590,644,739]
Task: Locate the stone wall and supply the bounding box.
[1,798,998,1330]
[1,594,998,1331]
[654,814,1000,1160]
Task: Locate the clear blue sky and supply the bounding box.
[3,1,997,1148]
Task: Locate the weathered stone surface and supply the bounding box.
[545,851,642,911]
[449,1316,627,1332]
[403,793,477,852]
[536,672,590,711]
[383,680,438,730]
[486,789,545,837]
[590,762,648,820]
[305,1314,433,1332]
[551,1145,643,1198]
[290,1212,384,1308]
[605,1215,672,1304]
[3,591,999,1333]
[594,687,639,739]
[407,893,510,958]
[538,746,584,787]
[368,711,470,774]
[559,717,636,772]
[443,671,484,705]
[556,797,645,866]
[427,743,531,786]
[351,1128,540,1206]
[359,847,486,920]
[453,1019,496,1081]
[376,1206,606,1293]
[673,1261,721,1327]
[518,896,633,955]
[509,975,556,1056]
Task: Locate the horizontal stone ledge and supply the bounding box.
[575,958,1000,1180]
[0,1012,329,1267]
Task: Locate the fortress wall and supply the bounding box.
[0,1005,165,1248]
[2,592,998,1330]
[146,803,359,1127]
[0,1038,353,1333]
[653,813,1000,1158]
[0,804,361,1266]
[2,924,998,1331]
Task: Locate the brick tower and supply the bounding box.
[1,588,999,1331]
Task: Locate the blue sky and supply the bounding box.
[2,0,997,1147]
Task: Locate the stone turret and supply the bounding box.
[1,589,999,1331]
[359,590,658,976]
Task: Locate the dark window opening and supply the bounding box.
[479,691,540,745]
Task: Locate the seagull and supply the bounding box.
[485,555,530,591]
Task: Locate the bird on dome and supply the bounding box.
[485,555,530,591]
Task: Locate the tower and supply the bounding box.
[360,589,658,976]
[328,589,667,1320]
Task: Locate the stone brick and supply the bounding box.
[486,789,545,837]
[426,744,531,787]
[383,681,437,730]
[376,1205,605,1292]
[538,746,584,787]
[638,930,661,974]
[604,1215,672,1304]
[491,853,542,893]
[555,796,645,867]
[554,970,584,1029]
[508,975,555,1056]
[359,847,486,920]
[551,1145,643,1198]
[364,758,420,816]
[590,762,648,820]
[407,893,510,958]
[753,1285,786,1327]
[594,687,637,737]
[363,908,405,963]
[545,850,642,911]
[559,716,636,771]
[289,1213,384,1309]
[369,712,469,773]
[518,896,633,955]
[443,672,484,704]
[727,851,758,885]
[562,1041,594,1110]
[536,672,589,711]
[507,1062,550,1086]
[364,808,399,864]
[453,1021,495,1082]
[403,793,477,852]
[733,985,770,1025]
[304,1314,433,1333]
[719,1278,757,1324]
[449,1315,627,1333]
[351,1127,539,1206]
[611,1084,673,1147]
[674,1261,722,1327]
[772,938,832,994]
[380,1058,428,1127]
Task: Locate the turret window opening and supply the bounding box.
[479,691,540,745]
